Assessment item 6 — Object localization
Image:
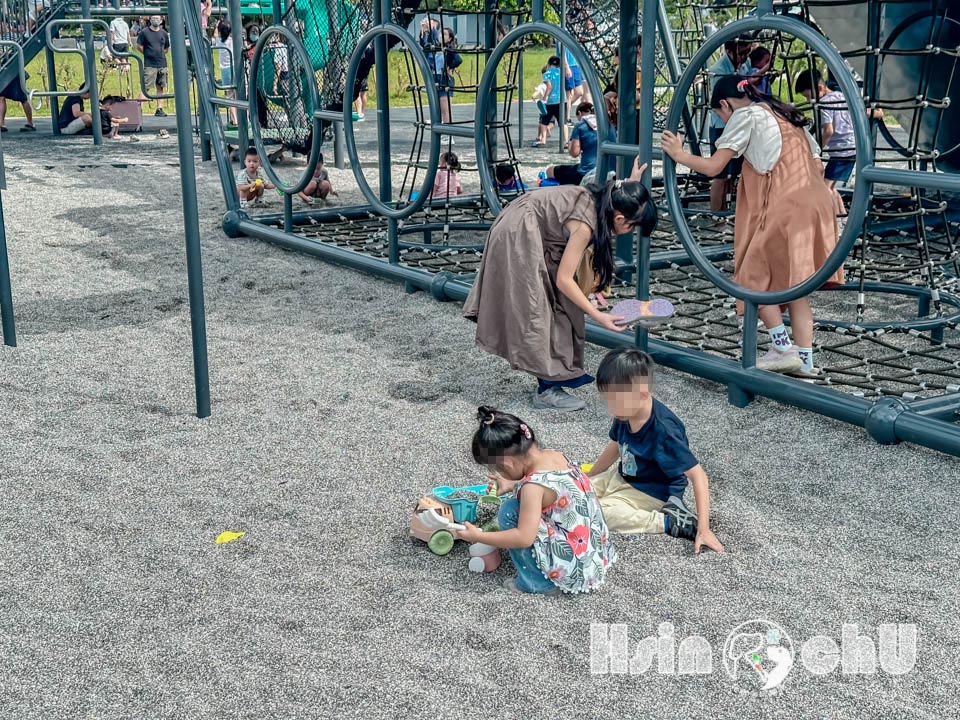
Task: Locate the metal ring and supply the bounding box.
[248,24,322,195]
[475,22,609,215]
[663,16,875,306]
[342,24,441,220]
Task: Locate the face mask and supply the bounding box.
[150,20,160,28]
[250,34,259,41]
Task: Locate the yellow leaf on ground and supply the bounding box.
[580,463,594,474]
[215,531,246,545]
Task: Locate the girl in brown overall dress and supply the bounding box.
[463,166,667,412]
[662,75,844,376]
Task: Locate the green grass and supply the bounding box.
[8,52,189,119]
[9,46,557,119]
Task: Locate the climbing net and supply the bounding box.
[553,0,674,129]
[392,1,532,238]
[239,0,960,401]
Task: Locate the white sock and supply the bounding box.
[767,324,793,353]
[797,347,814,372]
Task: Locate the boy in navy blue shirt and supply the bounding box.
[587,348,724,554]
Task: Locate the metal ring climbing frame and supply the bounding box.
[342,23,441,221]
[248,24,323,196]
[662,15,875,307]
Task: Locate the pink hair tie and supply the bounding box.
[737,79,750,92]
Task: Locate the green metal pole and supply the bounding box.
[484,0,498,164]
[616,0,638,277]
[170,0,212,418]
[46,46,61,137]
[373,0,395,261]
[634,0,658,352]
[81,0,103,145]
[0,189,15,347]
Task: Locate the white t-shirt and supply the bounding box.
[716,103,820,174]
[109,18,130,45]
[819,90,855,159]
[214,36,232,69]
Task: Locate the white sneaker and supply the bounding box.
[756,346,803,373]
[239,199,249,209]
[357,113,365,121]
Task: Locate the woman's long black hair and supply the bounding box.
[710,74,809,129]
[584,180,658,291]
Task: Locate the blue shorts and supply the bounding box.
[564,66,583,92]
[824,158,855,183]
[709,125,743,179]
[436,73,454,98]
[220,65,233,87]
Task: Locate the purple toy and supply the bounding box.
[609,298,675,329]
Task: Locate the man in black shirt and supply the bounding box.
[57,89,93,135]
[137,15,170,117]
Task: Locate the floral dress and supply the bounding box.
[517,466,617,593]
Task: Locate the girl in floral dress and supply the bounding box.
[457,406,616,594]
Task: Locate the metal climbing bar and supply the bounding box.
[178,0,960,455]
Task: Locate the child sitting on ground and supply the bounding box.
[456,406,616,595]
[99,96,136,142]
[236,147,275,208]
[298,152,337,205]
[586,348,724,554]
[494,162,528,193]
[431,151,463,198]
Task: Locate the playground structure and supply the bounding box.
[0,1,958,456]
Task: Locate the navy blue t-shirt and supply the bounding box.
[609,398,698,501]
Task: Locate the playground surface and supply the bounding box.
[0,128,958,719]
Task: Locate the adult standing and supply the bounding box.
[108,14,131,72]
[214,20,237,126]
[463,161,670,411]
[0,77,35,133]
[137,15,170,117]
[562,47,586,120]
[419,18,453,126]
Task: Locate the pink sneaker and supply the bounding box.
[756,346,803,373]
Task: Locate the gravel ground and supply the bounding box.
[1,124,958,720]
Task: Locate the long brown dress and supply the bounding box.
[463,185,598,381]
[733,107,845,297]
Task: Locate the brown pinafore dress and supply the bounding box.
[462,186,598,381]
[733,106,844,301]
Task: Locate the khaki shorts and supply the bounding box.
[62,117,88,135]
[143,66,168,92]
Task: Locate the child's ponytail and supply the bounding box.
[711,74,810,129]
[472,406,536,466]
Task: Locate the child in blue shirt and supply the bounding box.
[586,348,725,554]
[533,56,563,147]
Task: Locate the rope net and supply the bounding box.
[231,0,960,404]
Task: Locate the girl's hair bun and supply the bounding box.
[477,406,497,426]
